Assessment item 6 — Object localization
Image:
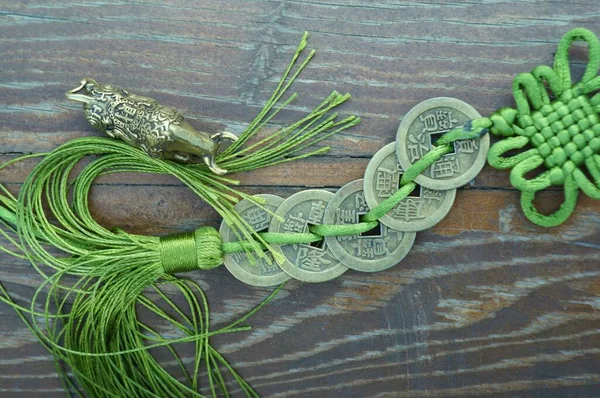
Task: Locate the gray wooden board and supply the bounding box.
[1,1,599,397]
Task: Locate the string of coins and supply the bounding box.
[219,97,488,285]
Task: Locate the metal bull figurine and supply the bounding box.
[66,78,237,175]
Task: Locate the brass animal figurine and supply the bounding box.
[66,78,237,175]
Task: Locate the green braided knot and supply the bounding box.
[485,28,600,227]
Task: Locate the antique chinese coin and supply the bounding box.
[396,97,490,190]
[323,179,416,273]
[269,189,348,283]
[220,194,291,287]
[364,142,456,231]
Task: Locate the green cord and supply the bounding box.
[0,89,478,398]
[0,113,485,398]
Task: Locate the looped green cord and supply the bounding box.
[520,174,579,227]
[486,27,600,227]
[554,27,600,87]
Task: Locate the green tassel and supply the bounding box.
[0,33,358,397]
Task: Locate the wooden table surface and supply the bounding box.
[1,1,600,397]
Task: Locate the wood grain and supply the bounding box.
[1,1,599,397]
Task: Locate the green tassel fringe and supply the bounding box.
[0,32,358,397]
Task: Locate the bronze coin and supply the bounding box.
[396,97,489,190]
[364,142,456,231]
[323,179,416,273]
[220,194,291,287]
[269,189,348,283]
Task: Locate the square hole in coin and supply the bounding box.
[397,176,422,197]
[306,223,325,250]
[429,131,457,154]
[253,226,270,252]
[358,213,382,237]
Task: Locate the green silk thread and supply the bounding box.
[219,120,491,259]
[220,140,456,256]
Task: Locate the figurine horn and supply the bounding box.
[65,78,94,104]
[202,154,228,175]
[211,131,238,144]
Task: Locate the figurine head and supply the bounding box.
[66,78,125,131]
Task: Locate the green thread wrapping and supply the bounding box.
[160,108,464,268]
[485,27,600,227]
[160,232,199,273]
[160,228,223,274]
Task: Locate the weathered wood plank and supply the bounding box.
[1,0,599,397]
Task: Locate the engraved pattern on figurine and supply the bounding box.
[66,78,237,175]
